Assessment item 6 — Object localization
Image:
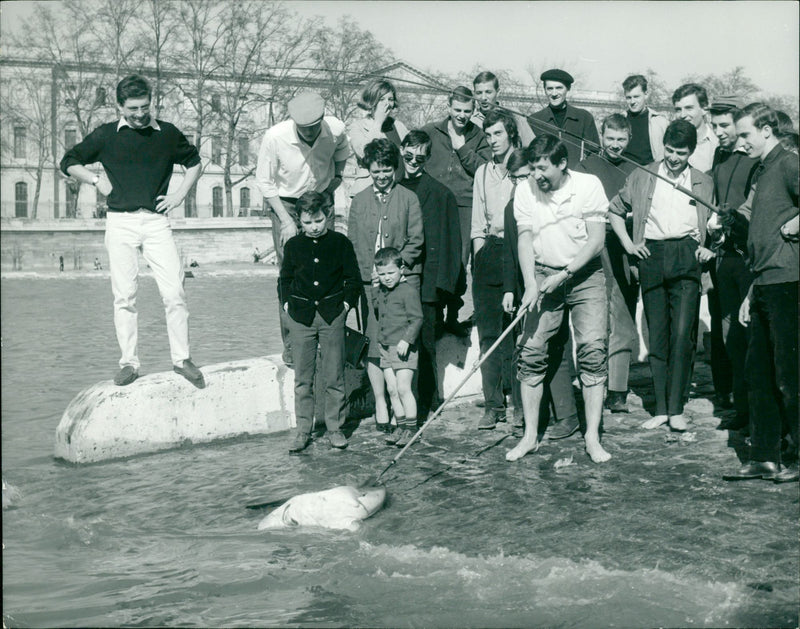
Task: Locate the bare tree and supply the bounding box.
[87,0,143,79]
[134,0,182,115]
[171,0,228,216]
[310,16,394,122]
[0,69,53,218]
[213,1,315,216]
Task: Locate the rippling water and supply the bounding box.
[2,275,798,627]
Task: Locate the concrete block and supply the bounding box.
[55,357,292,463]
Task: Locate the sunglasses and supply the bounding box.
[402,153,427,165]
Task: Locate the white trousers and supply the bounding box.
[105,210,189,369]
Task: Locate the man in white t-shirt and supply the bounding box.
[506,134,611,464]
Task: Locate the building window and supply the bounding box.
[211,136,221,165]
[14,126,26,158]
[238,137,249,167]
[65,129,77,150]
[211,93,221,113]
[95,86,107,107]
[212,186,223,217]
[14,182,28,217]
[185,193,196,218]
[240,187,250,214]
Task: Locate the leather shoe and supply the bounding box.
[328,431,348,449]
[716,416,749,431]
[173,359,206,389]
[443,319,470,338]
[548,413,580,440]
[114,365,138,386]
[478,408,504,430]
[288,432,310,453]
[773,464,799,484]
[722,461,779,481]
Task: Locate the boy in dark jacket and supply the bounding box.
[372,247,423,447]
[279,192,361,452]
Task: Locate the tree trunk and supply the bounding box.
[31,164,43,219]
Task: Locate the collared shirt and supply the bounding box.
[471,153,514,240]
[688,123,719,173]
[373,184,395,252]
[255,116,351,199]
[514,170,608,268]
[117,117,161,132]
[644,164,699,241]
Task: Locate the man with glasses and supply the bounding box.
[398,130,462,420]
[61,74,205,388]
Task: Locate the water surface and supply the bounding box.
[2,275,798,627]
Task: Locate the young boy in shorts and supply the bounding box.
[279,191,361,453]
[372,247,423,447]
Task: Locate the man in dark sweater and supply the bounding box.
[621,74,668,166]
[529,69,600,166]
[61,75,205,388]
[706,96,760,429]
[724,103,799,484]
[422,86,491,336]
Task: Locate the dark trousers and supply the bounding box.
[716,253,753,421]
[639,238,701,416]
[473,239,516,410]
[287,310,346,436]
[418,301,443,416]
[707,264,733,398]
[441,203,471,323]
[606,231,639,321]
[747,282,799,464]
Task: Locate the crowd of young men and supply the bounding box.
[64,70,797,481]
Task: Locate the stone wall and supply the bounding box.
[0,217,279,271]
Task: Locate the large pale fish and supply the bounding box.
[257,485,386,532]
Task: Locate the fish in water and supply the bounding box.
[257,485,387,532]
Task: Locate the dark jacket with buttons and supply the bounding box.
[347,184,424,281]
[372,280,423,346]
[279,230,361,326]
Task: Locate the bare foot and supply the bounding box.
[642,415,668,430]
[669,414,688,432]
[585,437,611,463]
[506,437,540,461]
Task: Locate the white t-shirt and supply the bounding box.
[513,170,608,268]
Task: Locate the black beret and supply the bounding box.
[540,69,574,87]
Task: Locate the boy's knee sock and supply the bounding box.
[402,416,417,431]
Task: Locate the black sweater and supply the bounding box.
[60,120,200,212]
[279,230,361,326]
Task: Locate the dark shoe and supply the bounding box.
[717,416,749,431]
[328,431,348,449]
[478,408,499,430]
[548,414,580,440]
[443,319,470,338]
[773,464,799,483]
[722,461,779,481]
[375,421,391,433]
[173,359,206,389]
[714,393,734,409]
[288,432,310,453]
[114,365,138,386]
[605,390,629,413]
[511,411,524,430]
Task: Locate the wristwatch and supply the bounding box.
[91,176,100,187]
[563,267,574,279]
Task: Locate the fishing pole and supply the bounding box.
[367,304,530,486]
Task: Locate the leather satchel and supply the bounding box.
[344,303,369,369]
